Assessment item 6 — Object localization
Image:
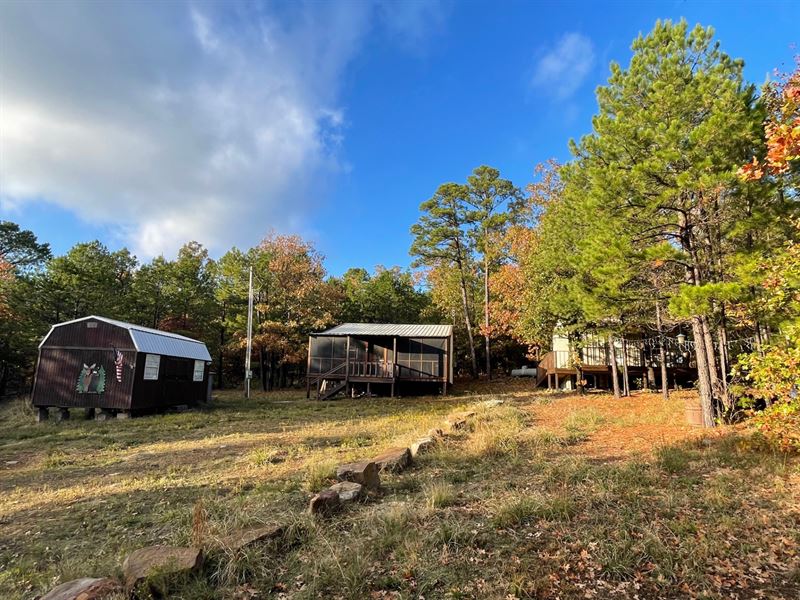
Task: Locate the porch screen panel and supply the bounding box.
[310,337,336,374]
[420,338,443,377]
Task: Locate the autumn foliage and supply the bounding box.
[739,57,800,180]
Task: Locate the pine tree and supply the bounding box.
[465,166,523,380]
[410,183,479,377]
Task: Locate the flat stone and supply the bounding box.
[122,545,202,589]
[308,489,340,515]
[336,460,380,490]
[41,577,121,600]
[329,481,364,502]
[483,399,505,408]
[410,437,436,457]
[445,417,467,431]
[218,525,284,551]
[372,447,412,473]
[116,411,131,420]
[446,410,476,430]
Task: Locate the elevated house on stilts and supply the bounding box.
[535,331,698,392]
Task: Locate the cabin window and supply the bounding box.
[143,354,160,380]
[193,360,205,382]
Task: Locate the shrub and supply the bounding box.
[751,399,800,453]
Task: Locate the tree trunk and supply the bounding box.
[701,315,727,415]
[680,212,716,426]
[0,362,7,399]
[260,348,267,392]
[457,273,479,378]
[269,353,277,391]
[621,338,630,396]
[691,317,716,427]
[655,303,669,400]
[608,336,621,399]
[217,325,225,390]
[576,366,585,395]
[484,252,491,381]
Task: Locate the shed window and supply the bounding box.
[193,360,205,382]
[143,354,160,380]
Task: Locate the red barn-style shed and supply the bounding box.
[31,316,212,421]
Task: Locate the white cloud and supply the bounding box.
[531,32,595,99]
[0,1,446,259]
[376,0,452,52]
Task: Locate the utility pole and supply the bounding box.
[245,266,253,399]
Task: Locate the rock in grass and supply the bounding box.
[483,399,505,408]
[336,460,380,490]
[329,481,364,502]
[446,410,476,430]
[308,489,340,515]
[122,546,202,589]
[372,447,412,473]
[41,577,121,600]
[410,437,436,457]
[445,417,467,431]
[218,525,284,551]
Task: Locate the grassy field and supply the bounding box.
[1,383,798,599]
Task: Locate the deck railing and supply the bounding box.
[307,359,443,380]
[539,344,689,371]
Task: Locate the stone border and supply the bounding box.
[37,398,507,598]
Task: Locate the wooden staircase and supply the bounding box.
[535,352,553,388]
[319,380,347,400]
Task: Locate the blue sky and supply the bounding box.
[1,0,798,275]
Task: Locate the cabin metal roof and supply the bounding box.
[40,315,212,361]
[318,323,453,338]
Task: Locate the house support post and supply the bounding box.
[56,408,70,422]
[117,411,131,420]
[35,407,49,423]
[95,408,114,422]
[443,335,448,396]
[306,335,312,399]
[391,336,397,398]
[345,335,351,383]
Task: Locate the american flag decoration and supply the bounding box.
[114,348,125,382]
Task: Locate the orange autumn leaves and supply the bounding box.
[739,59,800,180]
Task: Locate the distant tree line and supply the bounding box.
[0,227,453,397]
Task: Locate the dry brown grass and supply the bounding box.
[1,383,799,599]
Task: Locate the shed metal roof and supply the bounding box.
[40,315,212,361]
[318,323,453,338]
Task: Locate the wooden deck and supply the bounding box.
[306,359,448,400]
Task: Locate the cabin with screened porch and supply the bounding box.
[306,323,454,399]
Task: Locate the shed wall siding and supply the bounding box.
[131,354,208,409]
[32,347,136,409]
[43,319,135,351]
